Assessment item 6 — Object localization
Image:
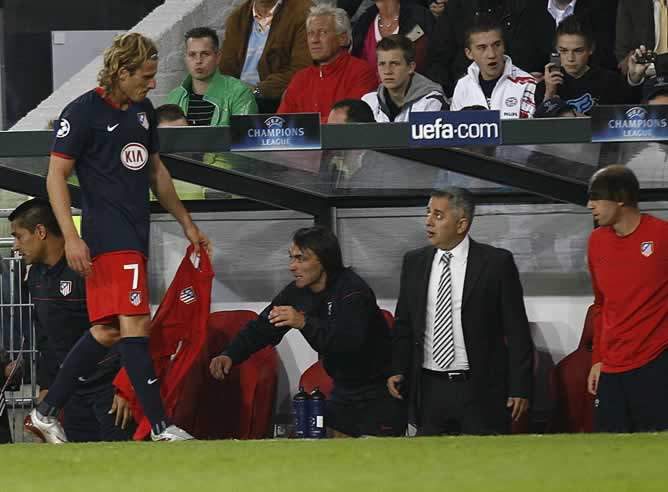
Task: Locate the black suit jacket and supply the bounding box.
[392,239,534,427]
[615,0,655,63]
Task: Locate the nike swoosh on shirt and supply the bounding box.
[107,124,119,132]
[147,378,158,385]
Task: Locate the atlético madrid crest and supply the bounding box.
[137,112,149,130]
[179,287,196,304]
[59,280,72,297]
[641,241,654,257]
[130,290,142,306]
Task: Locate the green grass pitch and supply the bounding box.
[1,434,666,492]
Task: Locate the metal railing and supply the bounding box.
[1,250,37,442]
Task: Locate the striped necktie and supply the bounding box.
[433,251,455,368]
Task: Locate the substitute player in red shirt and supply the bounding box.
[25,33,211,443]
[586,165,668,432]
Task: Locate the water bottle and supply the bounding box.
[293,386,310,438]
[308,387,327,438]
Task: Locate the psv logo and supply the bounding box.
[121,143,148,171]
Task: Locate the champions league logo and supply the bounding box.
[264,116,286,129]
[231,113,321,151]
[245,115,306,146]
[606,106,668,138]
[626,107,647,120]
[593,104,668,142]
[56,118,70,138]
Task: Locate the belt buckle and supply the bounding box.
[447,371,463,381]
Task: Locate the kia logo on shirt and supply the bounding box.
[120,143,148,170]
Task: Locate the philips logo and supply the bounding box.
[409,111,502,147]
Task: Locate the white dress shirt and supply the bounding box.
[547,0,577,26]
[423,235,470,371]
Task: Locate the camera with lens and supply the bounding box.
[636,51,657,65]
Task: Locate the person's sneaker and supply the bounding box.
[150,424,194,442]
[24,408,67,444]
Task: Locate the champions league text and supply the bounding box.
[247,127,306,146]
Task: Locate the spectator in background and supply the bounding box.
[167,27,257,126]
[220,0,313,113]
[535,16,636,115]
[426,0,615,97]
[351,0,435,75]
[542,0,617,71]
[450,16,536,118]
[156,104,189,128]
[627,44,667,90]
[278,4,377,122]
[643,74,668,104]
[429,0,447,18]
[533,97,578,118]
[362,35,446,122]
[615,0,666,75]
[210,226,406,438]
[338,0,433,19]
[586,165,668,433]
[327,99,375,123]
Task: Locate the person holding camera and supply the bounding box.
[535,15,636,115]
[627,43,668,92]
[615,0,667,75]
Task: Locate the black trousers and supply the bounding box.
[418,369,511,436]
[63,379,134,442]
[327,391,407,437]
[595,349,668,433]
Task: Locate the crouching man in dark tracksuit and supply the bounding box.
[9,198,134,442]
[210,226,406,437]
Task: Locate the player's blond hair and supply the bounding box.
[97,33,158,93]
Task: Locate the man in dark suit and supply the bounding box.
[387,187,534,435]
[616,0,665,73]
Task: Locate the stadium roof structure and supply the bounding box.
[1,120,667,228]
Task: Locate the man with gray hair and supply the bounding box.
[277,3,377,122]
[388,187,534,436]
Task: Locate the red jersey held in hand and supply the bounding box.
[114,245,214,440]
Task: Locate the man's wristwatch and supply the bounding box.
[252,86,262,98]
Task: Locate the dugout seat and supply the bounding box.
[546,305,596,433]
[299,309,394,397]
[172,310,279,439]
